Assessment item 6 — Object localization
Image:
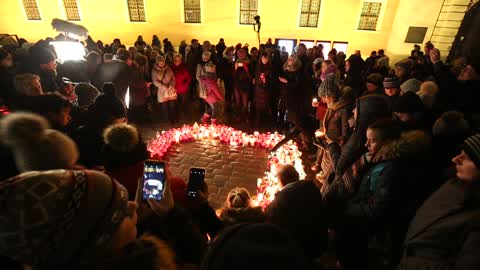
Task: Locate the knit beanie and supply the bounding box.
[75,83,100,109]
[366,73,384,87]
[0,112,79,172]
[30,45,56,64]
[201,223,312,270]
[0,169,129,269]
[462,134,480,169]
[400,78,422,94]
[318,73,340,98]
[383,76,400,89]
[432,111,470,137]
[392,91,424,113]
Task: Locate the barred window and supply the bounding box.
[63,0,81,21]
[239,0,258,25]
[358,2,382,31]
[299,0,321,28]
[184,0,201,23]
[127,0,146,22]
[22,0,41,20]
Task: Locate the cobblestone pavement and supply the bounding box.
[163,140,269,209]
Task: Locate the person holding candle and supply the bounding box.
[312,73,353,175]
[253,51,274,128]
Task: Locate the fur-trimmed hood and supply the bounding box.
[73,234,177,270]
[373,130,431,163]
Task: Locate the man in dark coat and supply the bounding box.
[92,48,131,100]
[26,45,59,93]
[398,133,480,270]
[267,165,328,262]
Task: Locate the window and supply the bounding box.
[22,0,41,20]
[332,41,348,54]
[316,40,331,58]
[299,0,321,28]
[275,39,297,56]
[299,40,315,49]
[127,0,146,22]
[239,0,258,25]
[63,0,81,21]
[358,2,382,31]
[184,0,201,23]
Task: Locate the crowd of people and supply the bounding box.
[0,32,480,270]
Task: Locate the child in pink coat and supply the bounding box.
[199,62,224,124]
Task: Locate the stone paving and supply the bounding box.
[163,140,270,209]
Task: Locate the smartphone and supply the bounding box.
[187,168,206,198]
[142,160,166,201]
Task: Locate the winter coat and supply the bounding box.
[196,63,210,98]
[267,180,328,261]
[171,63,191,95]
[398,179,480,270]
[93,60,131,100]
[219,207,266,227]
[335,94,391,176]
[323,96,353,144]
[200,77,224,105]
[152,64,175,103]
[217,56,234,84]
[129,68,150,107]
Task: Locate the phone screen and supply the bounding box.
[187,168,206,197]
[142,160,166,201]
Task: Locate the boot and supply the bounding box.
[201,113,210,124]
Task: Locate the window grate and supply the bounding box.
[127,0,146,22]
[299,0,321,28]
[240,0,258,25]
[63,0,81,21]
[23,0,41,21]
[358,2,382,31]
[184,0,201,23]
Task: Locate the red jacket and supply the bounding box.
[171,63,192,95]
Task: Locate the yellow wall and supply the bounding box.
[0,0,441,61]
[385,0,443,63]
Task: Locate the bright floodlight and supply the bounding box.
[50,41,86,63]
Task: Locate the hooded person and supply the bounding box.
[0,112,78,172]
[102,123,150,200]
[0,169,178,270]
[217,188,265,226]
[201,223,314,270]
[71,83,101,126]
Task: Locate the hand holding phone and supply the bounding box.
[187,168,206,199]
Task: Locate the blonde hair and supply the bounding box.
[103,123,140,152]
[418,81,439,96]
[14,73,42,96]
[224,187,252,209]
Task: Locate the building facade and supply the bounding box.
[0,0,475,62]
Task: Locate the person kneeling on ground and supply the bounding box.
[218,187,265,226]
